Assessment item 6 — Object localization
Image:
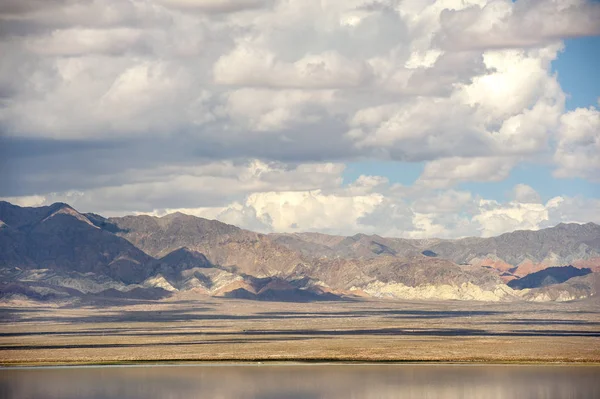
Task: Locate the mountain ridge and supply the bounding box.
[1,201,599,303]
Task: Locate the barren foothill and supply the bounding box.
[1,296,599,366]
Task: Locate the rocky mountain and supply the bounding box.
[104,213,306,278]
[270,232,424,259]
[293,255,515,301]
[425,223,600,277]
[519,273,600,302]
[1,201,599,303]
[272,223,600,281]
[0,202,153,284]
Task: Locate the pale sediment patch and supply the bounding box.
[357,281,518,301]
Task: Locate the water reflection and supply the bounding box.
[1,364,599,399]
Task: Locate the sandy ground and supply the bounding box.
[1,296,599,365]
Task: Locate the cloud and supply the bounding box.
[1,57,215,139]
[0,0,68,16]
[0,194,47,207]
[0,160,346,214]
[214,47,373,89]
[0,0,598,238]
[24,28,147,56]
[347,45,565,161]
[4,165,599,239]
[128,180,600,238]
[511,184,542,204]
[221,88,336,132]
[473,199,553,237]
[156,0,273,14]
[416,157,517,188]
[246,190,384,233]
[436,0,600,50]
[554,106,600,181]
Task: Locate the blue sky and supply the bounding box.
[554,37,600,111]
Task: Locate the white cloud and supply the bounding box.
[246,190,384,233]
[221,88,336,131]
[0,195,47,208]
[473,199,551,237]
[156,0,272,14]
[4,161,346,214]
[139,180,599,238]
[25,28,146,56]
[417,157,517,188]
[1,0,598,238]
[0,0,578,160]
[347,44,565,161]
[511,184,542,204]
[214,46,373,89]
[554,106,600,181]
[5,165,599,239]
[436,0,600,50]
[412,190,474,214]
[544,196,600,225]
[471,193,594,237]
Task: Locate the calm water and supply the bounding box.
[1,364,599,399]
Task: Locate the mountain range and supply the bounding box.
[1,201,599,303]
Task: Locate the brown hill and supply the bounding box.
[2,201,599,303]
[0,201,153,284]
[107,213,306,278]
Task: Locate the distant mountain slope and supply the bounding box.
[295,255,514,301]
[221,276,340,302]
[426,223,600,275]
[521,273,600,302]
[508,266,593,290]
[1,201,599,303]
[0,202,153,284]
[270,232,424,259]
[107,213,307,277]
[273,223,600,276]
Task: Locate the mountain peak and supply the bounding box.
[160,246,209,260]
[555,222,596,229]
[47,202,72,211]
[157,246,212,270]
[161,211,195,220]
[42,204,98,228]
[162,246,206,258]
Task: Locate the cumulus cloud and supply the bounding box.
[0,194,47,208]
[347,45,565,161]
[436,0,600,50]
[0,0,69,16]
[157,0,273,14]
[221,88,337,132]
[416,157,517,188]
[214,47,373,89]
[0,161,346,214]
[24,28,147,56]
[5,166,598,239]
[554,105,600,181]
[511,184,542,204]
[1,0,598,237]
[473,199,553,237]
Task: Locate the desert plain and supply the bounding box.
[1,295,599,366]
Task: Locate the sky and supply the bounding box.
[0,0,599,239]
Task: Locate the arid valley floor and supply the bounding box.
[1,296,599,366]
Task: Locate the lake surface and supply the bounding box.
[1,364,599,399]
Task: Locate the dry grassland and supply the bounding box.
[1,296,599,365]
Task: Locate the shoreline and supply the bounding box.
[3,358,600,368]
